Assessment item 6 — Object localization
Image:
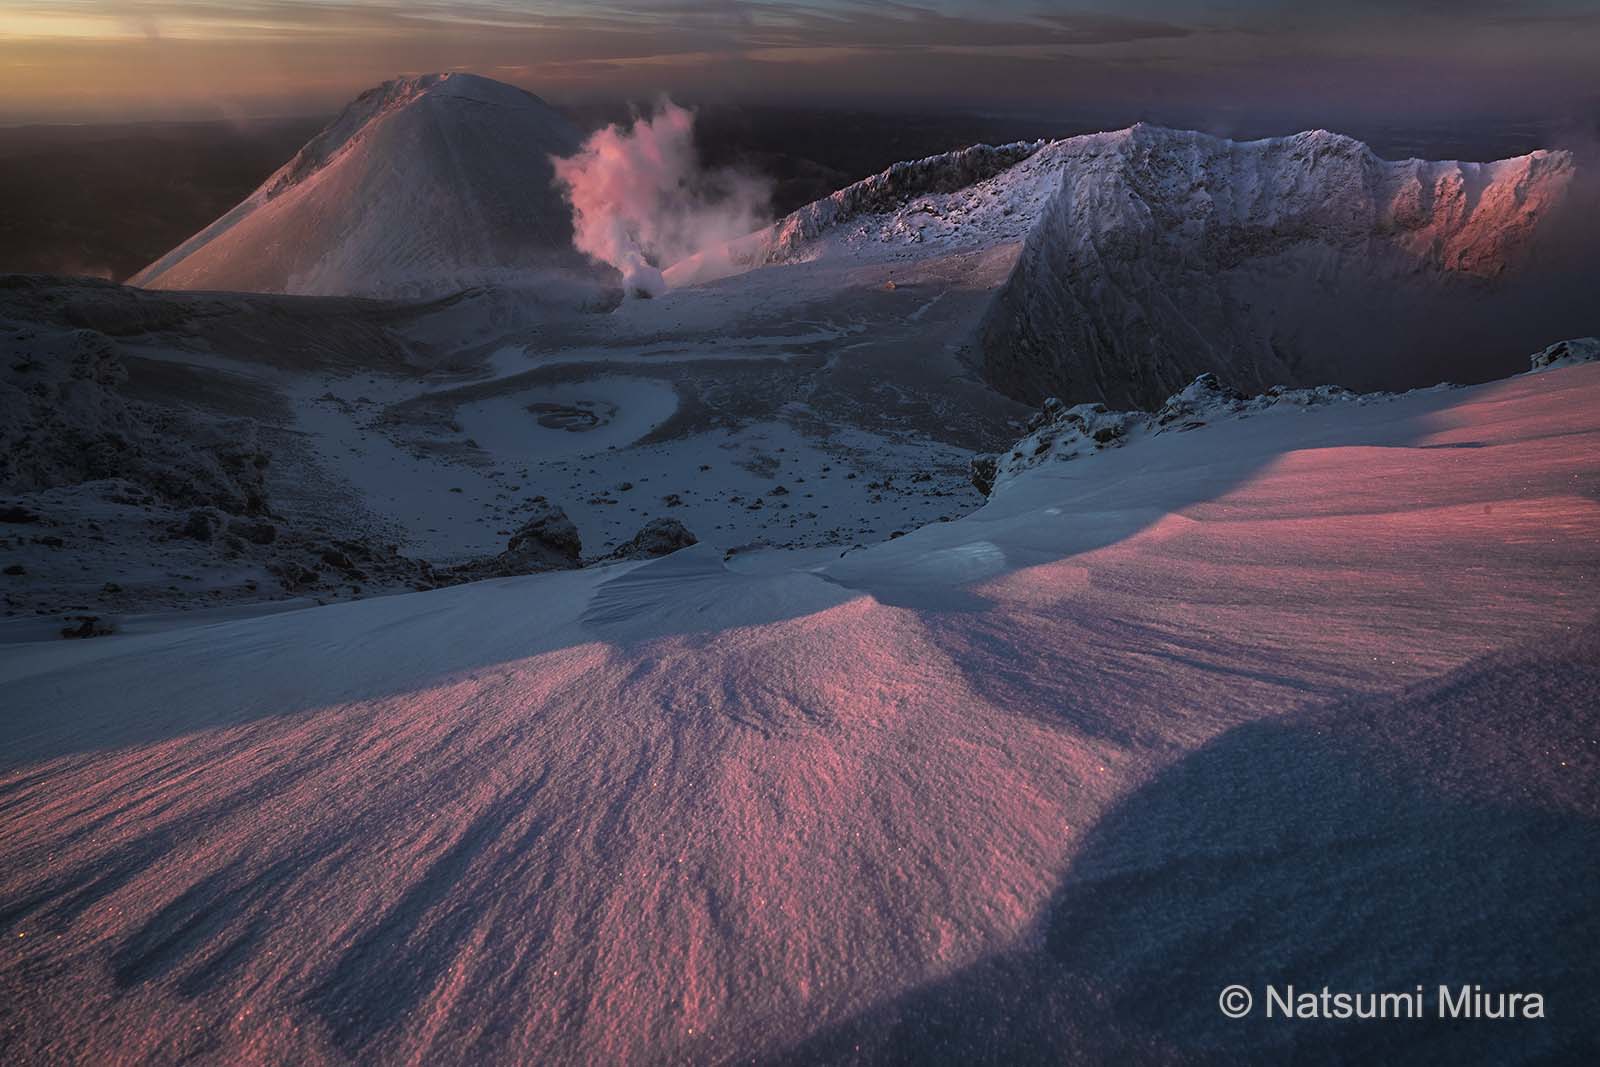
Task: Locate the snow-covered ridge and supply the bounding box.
[971,371,1410,497]
[1050,124,1573,276]
[672,124,1572,285]
[129,73,590,300]
[769,141,1044,256]
[977,332,1600,498]
[1530,336,1600,371]
[978,124,1579,407]
[260,73,545,202]
[664,140,1044,285]
[668,123,1581,406]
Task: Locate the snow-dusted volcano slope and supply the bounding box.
[130,74,586,299]
[3,362,1597,1063]
[672,126,1589,408]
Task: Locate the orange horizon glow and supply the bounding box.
[0,2,1595,125]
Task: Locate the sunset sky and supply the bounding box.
[2,1,1597,124]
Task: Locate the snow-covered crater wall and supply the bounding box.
[663,140,1043,287]
[979,125,1589,409]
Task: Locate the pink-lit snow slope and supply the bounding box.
[127,74,584,299]
[2,364,1597,1064]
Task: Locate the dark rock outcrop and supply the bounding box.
[445,504,584,583]
[605,518,698,561]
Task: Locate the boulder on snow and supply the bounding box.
[229,518,278,545]
[441,504,584,584]
[608,518,697,560]
[506,505,582,566]
[969,455,999,496]
[179,509,218,542]
[1152,373,1248,427]
[1529,337,1600,371]
[60,614,117,639]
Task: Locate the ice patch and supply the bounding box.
[455,378,679,461]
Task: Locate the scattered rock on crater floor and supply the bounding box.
[606,518,698,561]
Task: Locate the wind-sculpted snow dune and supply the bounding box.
[2,362,1596,1063]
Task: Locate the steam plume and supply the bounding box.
[552,100,771,298]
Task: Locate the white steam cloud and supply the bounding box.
[552,100,772,298]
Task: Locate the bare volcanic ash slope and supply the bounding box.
[1,359,1597,1063]
[669,125,1590,408]
[129,74,589,300]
